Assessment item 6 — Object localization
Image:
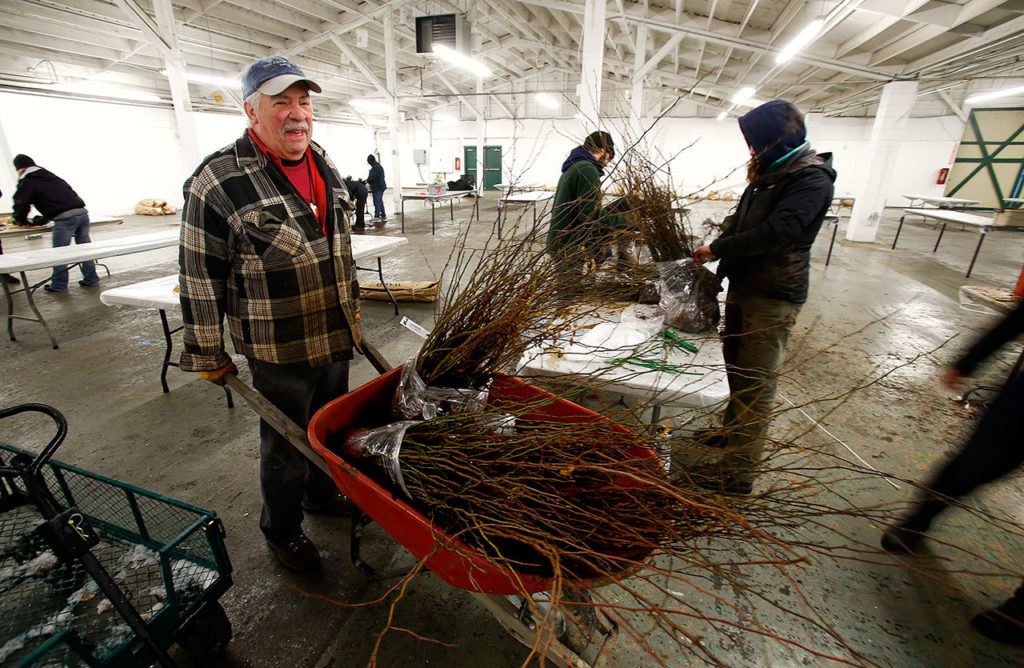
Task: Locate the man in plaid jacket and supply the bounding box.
[179,56,360,571]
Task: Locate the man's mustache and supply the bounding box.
[282,122,309,132]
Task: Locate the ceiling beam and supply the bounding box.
[328,33,387,97]
[634,33,684,82]
[515,0,900,81]
[868,0,1009,66]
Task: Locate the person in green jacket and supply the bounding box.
[546,131,627,269]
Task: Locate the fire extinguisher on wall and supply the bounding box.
[936,167,949,185]
[455,157,462,172]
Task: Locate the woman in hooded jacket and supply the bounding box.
[693,99,836,494]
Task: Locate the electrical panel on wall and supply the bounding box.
[413,149,428,165]
[415,14,471,54]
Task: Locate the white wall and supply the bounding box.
[401,114,964,207]
[0,88,965,214]
[0,92,377,215]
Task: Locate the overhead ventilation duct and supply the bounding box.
[415,14,471,54]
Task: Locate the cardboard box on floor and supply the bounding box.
[993,208,1024,227]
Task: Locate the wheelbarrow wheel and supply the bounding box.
[176,601,233,656]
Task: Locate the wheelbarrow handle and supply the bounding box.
[0,403,69,478]
[223,375,331,475]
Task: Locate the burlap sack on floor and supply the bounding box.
[135,199,177,216]
[360,281,440,303]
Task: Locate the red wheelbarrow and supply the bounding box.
[224,349,643,666]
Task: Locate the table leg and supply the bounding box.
[21,274,58,350]
[2,273,14,342]
[449,198,454,222]
[158,309,179,394]
[157,309,232,406]
[432,202,436,235]
[966,230,986,278]
[826,219,838,266]
[892,215,906,249]
[377,257,399,316]
[932,222,947,253]
[401,198,405,234]
[533,202,537,227]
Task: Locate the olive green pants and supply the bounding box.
[719,289,802,484]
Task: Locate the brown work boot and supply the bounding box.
[266,530,322,571]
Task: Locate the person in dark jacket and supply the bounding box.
[546,131,627,269]
[366,154,386,220]
[881,301,1024,646]
[693,99,836,494]
[12,154,99,293]
[344,176,368,230]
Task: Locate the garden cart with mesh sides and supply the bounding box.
[0,403,233,667]
[224,347,640,668]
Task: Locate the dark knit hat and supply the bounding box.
[738,100,807,173]
[582,131,615,156]
[13,154,35,170]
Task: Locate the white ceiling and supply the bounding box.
[0,0,1022,122]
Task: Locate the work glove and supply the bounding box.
[198,360,238,386]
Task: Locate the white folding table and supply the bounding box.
[498,191,555,234]
[892,209,1016,277]
[518,305,729,423]
[0,230,180,349]
[494,183,542,194]
[0,216,125,239]
[903,194,980,210]
[100,235,408,400]
[399,189,478,234]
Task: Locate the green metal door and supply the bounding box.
[483,145,502,191]
[463,145,502,190]
[463,145,476,187]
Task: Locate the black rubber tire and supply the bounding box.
[175,601,233,656]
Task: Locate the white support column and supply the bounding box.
[578,0,606,133]
[630,24,648,144]
[152,0,200,172]
[476,77,485,194]
[383,9,402,214]
[0,114,17,212]
[846,80,919,243]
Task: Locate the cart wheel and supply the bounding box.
[175,601,233,656]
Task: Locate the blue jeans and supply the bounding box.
[249,358,350,542]
[371,189,386,219]
[50,213,98,291]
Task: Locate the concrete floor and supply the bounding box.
[1,196,1023,666]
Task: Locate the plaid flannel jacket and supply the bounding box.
[178,131,361,372]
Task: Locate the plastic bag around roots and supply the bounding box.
[343,413,517,502]
[392,359,491,421]
[655,258,722,333]
[342,421,418,500]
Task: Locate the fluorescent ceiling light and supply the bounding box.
[162,69,241,89]
[52,81,161,103]
[775,18,825,65]
[731,86,757,106]
[716,111,728,121]
[535,92,559,109]
[433,113,458,123]
[736,97,765,109]
[350,98,391,113]
[965,85,1024,105]
[431,43,491,78]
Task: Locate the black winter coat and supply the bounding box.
[12,168,86,224]
[710,151,835,304]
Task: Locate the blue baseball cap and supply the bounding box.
[242,56,322,99]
